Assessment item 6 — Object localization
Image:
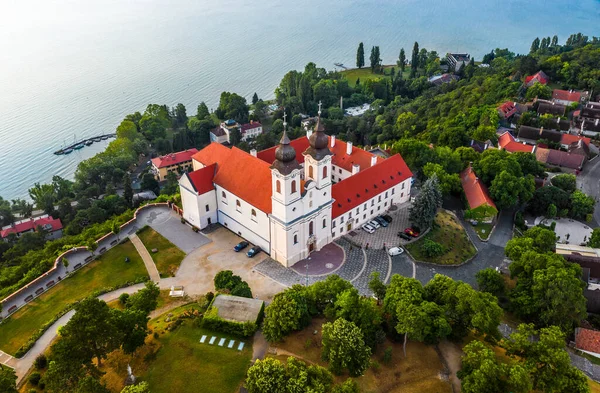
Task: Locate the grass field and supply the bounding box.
[274,318,451,393]
[341,65,410,87]
[473,222,493,240]
[0,240,148,356]
[405,211,477,265]
[137,226,185,277]
[99,303,252,393]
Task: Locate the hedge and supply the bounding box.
[201,307,257,338]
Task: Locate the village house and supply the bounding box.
[525,70,549,87]
[552,89,582,106]
[151,148,199,181]
[536,100,566,117]
[497,131,535,153]
[209,127,228,144]
[460,165,497,221]
[179,109,412,267]
[428,73,459,86]
[575,328,600,359]
[446,53,470,70]
[1,215,63,241]
[497,101,517,120]
[574,102,600,135]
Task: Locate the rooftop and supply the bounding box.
[240,121,262,133]
[498,132,535,153]
[151,149,199,169]
[1,216,63,238]
[535,147,585,170]
[185,163,217,195]
[460,166,496,211]
[211,294,264,324]
[576,328,600,355]
[525,70,549,86]
[553,89,581,103]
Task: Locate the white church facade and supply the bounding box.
[179,113,413,267]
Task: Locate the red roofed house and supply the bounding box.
[460,166,497,221]
[239,121,263,141]
[497,131,535,154]
[179,114,412,267]
[497,101,517,119]
[151,148,199,181]
[575,328,600,359]
[525,70,549,87]
[1,215,63,241]
[552,89,582,106]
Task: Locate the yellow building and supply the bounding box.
[151,148,199,181]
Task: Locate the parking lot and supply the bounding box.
[345,202,413,249]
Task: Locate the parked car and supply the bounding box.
[382,215,393,223]
[375,216,388,227]
[388,247,404,256]
[368,220,380,229]
[404,228,420,237]
[398,232,412,241]
[362,224,375,234]
[246,246,262,258]
[234,241,249,252]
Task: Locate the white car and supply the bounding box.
[368,220,380,229]
[388,247,404,256]
[362,224,375,234]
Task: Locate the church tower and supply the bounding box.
[303,102,333,205]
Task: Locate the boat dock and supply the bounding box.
[54,133,116,155]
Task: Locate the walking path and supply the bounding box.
[130,234,161,283]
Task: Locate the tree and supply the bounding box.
[526,82,552,101]
[489,171,534,210]
[356,42,365,69]
[368,271,386,302]
[245,358,287,393]
[215,92,248,123]
[421,239,445,257]
[410,42,419,77]
[121,382,150,393]
[369,46,381,72]
[476,268,505,296]
[331,379,360,393]
[116,120,140,141]
[589,227,600,248]
[409,174,442,229]
[74,376,111,393]
[29,182,56,214]
[332,288,383,350]
[546,203,557,218]
[115,308,149,354]
[162,171,179,195]
[252,92,259,105]
[111,221,121,242]
[530,37,540,53]
[0,365,17,393]
[58,297,120,367]
[262,287,310,342]
[126,281,160,314]
[122,173,133,208]
[569,190,594,219]
[321,318,371,376]
[141,173,160,196]
[397,48,406,72]
[196,102,210,121]
[551,173,577,193]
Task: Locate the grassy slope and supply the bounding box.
[0,240,148,355]
[137,226,185,277]
[405,211,476,265]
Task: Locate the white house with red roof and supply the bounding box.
[240,121,263,141]
[179,109,412,267]
[552,89,582,106]
[1,215,63,241]
[151,148,199,181]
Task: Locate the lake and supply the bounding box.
[0,0,598,200]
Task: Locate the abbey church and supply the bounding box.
[179,113,413,267]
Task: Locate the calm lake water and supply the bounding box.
[0,0,598,200]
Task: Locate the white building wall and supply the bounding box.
[216,185,270,251]
[179,177,218,229]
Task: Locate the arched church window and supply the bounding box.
[221,191,227,203]
[236,199,241,212]
[251,209,257,222]
[291,180,297,193]
[309,166,314,179]
[276,180,281,194]
[322,218,326,228]
[323,166,328,179]
[293,234,298,244]
[309,221,314,236]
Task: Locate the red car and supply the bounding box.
[404,228,420,237]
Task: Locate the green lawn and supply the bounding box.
[137,226,185,277]
[341,65,409,87]
[141,312,252,393]
[0,240,148,356]
[473,222,493,240]
[405,211,477,265]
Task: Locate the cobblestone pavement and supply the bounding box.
[346,203,412,249]
[290,243,345,275]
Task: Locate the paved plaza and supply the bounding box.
[534,216,593,245]
[290,243,345,275]
[346,202,412,249]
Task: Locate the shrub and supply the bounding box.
[304,338,313,350]
[202,307,257,337]
[371,360,381,373]
[205,291,215,303]
[29,372,41,386]
[421,239,445,258]
[34,354,47,369]
[119,292,130,305]
[383,347,393,364]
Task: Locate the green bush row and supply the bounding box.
[201,307,257,338]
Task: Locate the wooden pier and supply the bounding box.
[53,133,116,155]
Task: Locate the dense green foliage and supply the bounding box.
[213,270,253,298]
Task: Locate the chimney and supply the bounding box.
[331,135,336,148]
[352,164,360,175]
[346,141,353,155]
[307,130,313,139]
[250,149,257,157]
[371,155,377,167]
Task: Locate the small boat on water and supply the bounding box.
[334,63,344,67]
[93,137,102,142]
[85,140,94,146]
[55,150,64,155]
[101,135,109,140]
[63,148,73,154]
[73,144,84,150]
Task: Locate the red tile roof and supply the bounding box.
[186,163,217,195]
[535,147,585,170]
[1,216,63,238]
[553,89,581,103]
[256,136,383,172]
[576,328,600,354]
[525,71,549,86]
[560,133,591,147]
[497,101,517,119]
[460,166,497,211]
[331,154,412,218]
[151,149,199,169]
[498,132,535,153]
[192,143,232,167]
